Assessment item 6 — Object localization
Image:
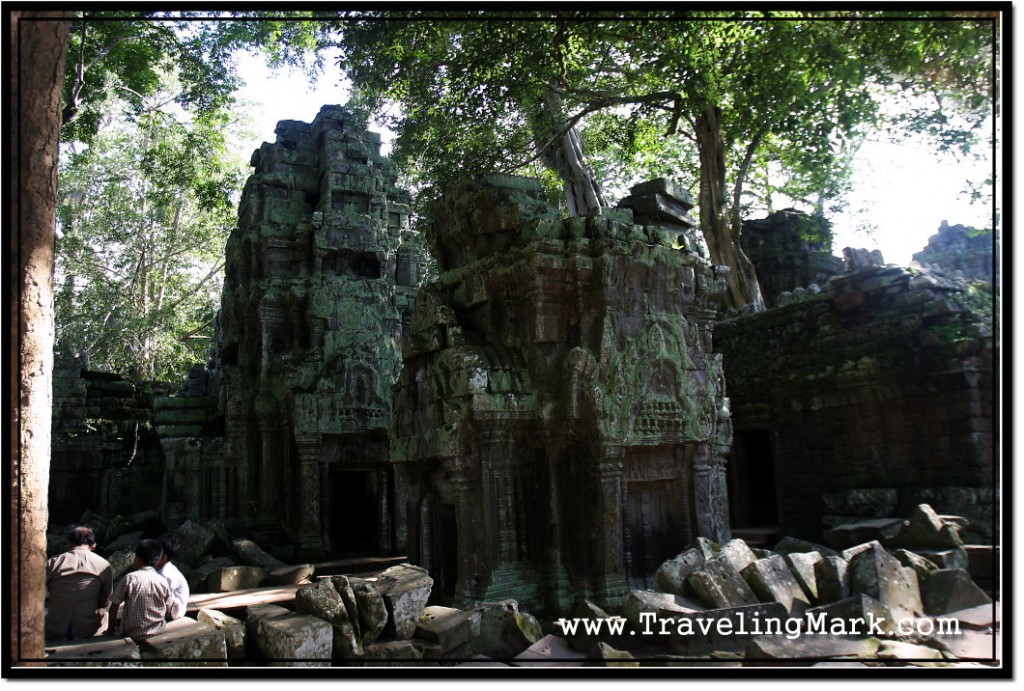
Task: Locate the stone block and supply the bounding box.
[688,536,721,561]
[586,641,638,667]
[197,609,246,660]
[746,634,881,661]
[892,548,940,585]
[267,563,315,586]
[351,580,388,645]
[814,556,850,604]
[246,603,332,667]
[362,639,423,665]
[931,629,1000,661]
[623,590,705,629]
[841,540,883,562]
[654,548,706,596]
[45,636,141,666]
[232,538,287,571]
[741,555,811,616]
[922,569,992,616]
[511,634,586,667]
[718,538,758,574]
[964,544,997,581]
[774,536,839,558]
[848,542,924,619]
[203,520,233,553]
[824,519,904,548]
[165,520,215,568]
[916,547,969,571]
[945,603,998,631]
[375,564,433,640]
[629,178,695,208]
[104,530,144,554]
[331,576,363,642]
[108,548,137,582]
[876,640,945,660]
[294,579,362,660]
[665,601,790,657]
[784,551,822,603]
[207,565,267,592]
[687,559,760,608]
[804,594,898,637]
[138,617,227,666]
[416,605,481,652]
[189,557,235,592]
[474,599,543,659]
[885,504,964,549]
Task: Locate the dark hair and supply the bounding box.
[67,526,96,547]
[135,539,164,568]
[159,537,179,561]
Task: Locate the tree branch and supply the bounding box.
[731,126,768,235]
[63,23,130,125]
[507,90,685,173]
[177,316,216,343]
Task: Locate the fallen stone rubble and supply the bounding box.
[44,504,997,667]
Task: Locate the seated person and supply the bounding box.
[157,537,189,620]
[45,526,113,640]
[107,539,173,642]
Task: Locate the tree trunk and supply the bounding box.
[11,10,70,665]
[695,105,765,311]
[533,88,606,217]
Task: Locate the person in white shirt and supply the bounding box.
[156,537,189,620]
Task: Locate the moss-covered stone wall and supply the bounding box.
[391,175,732,614]
[716,263,995,541]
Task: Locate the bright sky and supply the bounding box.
[232,52,997,268]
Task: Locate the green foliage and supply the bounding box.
[332,11,995,308]
[336,16,555,195]
[55,81,251,381]
[61,11,336,143]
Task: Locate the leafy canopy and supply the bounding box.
[335,11,993,218]
[56,76,251,381]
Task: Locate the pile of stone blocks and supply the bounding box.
[824,503,996,598]
[283,563,543,664]
[557,508,995,665]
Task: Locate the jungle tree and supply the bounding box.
[335,10,996,309]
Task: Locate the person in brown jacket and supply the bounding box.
[45,526,113,640]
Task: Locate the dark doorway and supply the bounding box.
[728,429,779,527]
[330,470,377,554]
[438,503,458,602]
[626,480,685,582]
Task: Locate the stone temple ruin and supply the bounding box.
[214,106,420,560]
[46,105,999,665]
[391,175,731,612]
[718,213,995,544]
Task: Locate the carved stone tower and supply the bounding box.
[391,175,731,613]
[218,105,420,559]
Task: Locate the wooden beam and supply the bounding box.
[187,585,302,614]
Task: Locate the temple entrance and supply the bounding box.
[437,502,458,602]
[330,470,378,554]
[728,429,779,528]
[626,479,686,584]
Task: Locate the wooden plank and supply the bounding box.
[186,555,410,613]
[187,585,302,613]
[312,555,408,574]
